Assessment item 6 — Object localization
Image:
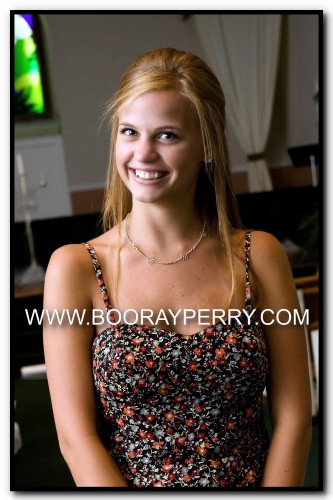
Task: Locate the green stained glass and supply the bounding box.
[14,14,45,115]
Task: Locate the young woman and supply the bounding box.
[43,48,312,488]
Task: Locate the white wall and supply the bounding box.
[15,136,72,221]
[266,14,319,166]
[15,13,320,190]
[286,14,319,148]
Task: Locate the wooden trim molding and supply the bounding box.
[71,188,105,215]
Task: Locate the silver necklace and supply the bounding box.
[124,213,207,265]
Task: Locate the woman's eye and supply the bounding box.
[119,128,136,136]
[159,131,177,140]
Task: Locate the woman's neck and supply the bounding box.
[124,202,205,255]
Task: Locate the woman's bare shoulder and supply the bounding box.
[230,228,282,253]
[47,243,91,272]
[230,228,290,280]
[45,228,117,288]
[44,244,94,301]
[247,230,294,291]
[248,230,288,266]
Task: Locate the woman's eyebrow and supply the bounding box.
[119,122,184,132]
[155,126,184,132]
[118,122,136,128]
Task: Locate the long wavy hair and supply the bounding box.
[102,48,242,304]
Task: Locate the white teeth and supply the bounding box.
[134,169,164,180]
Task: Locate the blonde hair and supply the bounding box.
[103,48,242,304]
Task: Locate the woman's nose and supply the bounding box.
[135,137,158,163]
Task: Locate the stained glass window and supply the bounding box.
[14,14,50,119]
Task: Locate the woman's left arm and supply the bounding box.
[250,231,313,487]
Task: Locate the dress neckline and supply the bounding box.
[94,310,260,342]
[84,232,254,339]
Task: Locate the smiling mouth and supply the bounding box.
[131,168,168,180]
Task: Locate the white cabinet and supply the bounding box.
[14,135,72,221]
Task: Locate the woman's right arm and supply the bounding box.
[43,245,128,487]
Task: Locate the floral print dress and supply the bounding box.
[84,232,269,487]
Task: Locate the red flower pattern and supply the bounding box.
[84,233,269,487]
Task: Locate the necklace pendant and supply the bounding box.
[125,212,206,266]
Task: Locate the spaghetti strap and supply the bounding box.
[244,231,252,312]
[83,242,111,312]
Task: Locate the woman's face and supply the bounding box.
[115,90,204,206]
